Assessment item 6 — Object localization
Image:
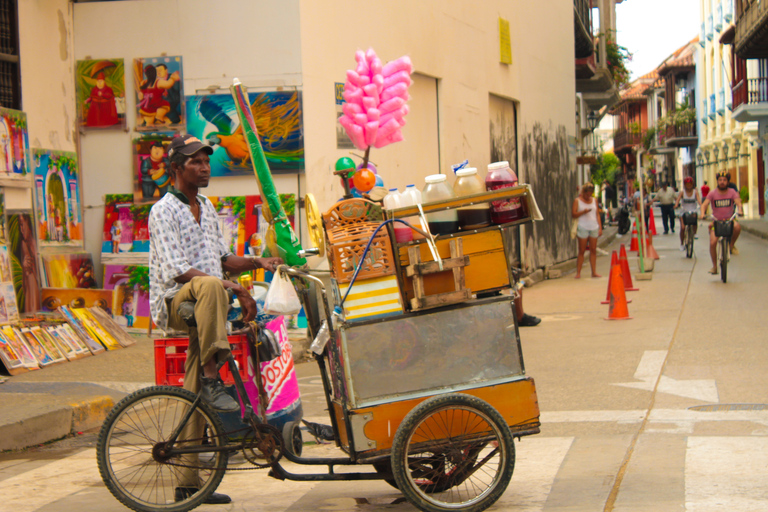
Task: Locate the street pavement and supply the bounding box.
[1,214,768,511]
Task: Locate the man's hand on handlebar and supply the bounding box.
[254,257,283,273]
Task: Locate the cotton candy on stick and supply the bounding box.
[338,48,412,162]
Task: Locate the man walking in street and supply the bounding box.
[657,181,677,234]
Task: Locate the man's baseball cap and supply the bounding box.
[168,134,213,158]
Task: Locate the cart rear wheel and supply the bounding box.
[391,393,515,512]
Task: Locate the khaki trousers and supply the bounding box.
[166,275,231,487]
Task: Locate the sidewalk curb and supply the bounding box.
[741,223,768,241]
[0,395,114,452]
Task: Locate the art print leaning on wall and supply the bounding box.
[75,59,126,130]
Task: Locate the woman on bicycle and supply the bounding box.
[699,171,743,275]
[673,176,701,250]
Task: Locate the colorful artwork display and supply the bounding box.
[102,194,134,254]
[41,288,114,314]
[21,327,60,366]
[58,307,105,354]
[0,107,30,177]
[7,211,42,313]
[103,264,151,332]
[186,90,304,177]
[41,253,97,289]
[134,56,184,131]
[33,149,84,247]
[0,326,38,372]
[76,59,126,130]
[132,133,175,204]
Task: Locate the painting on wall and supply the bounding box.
[132,133,175,204]
[41,288,114,315]
[134,56,184,131]
[33,149,84,247]
[102,194,134,254]
[7,211,42,313]
[41,253,97,289]
[0,192,6,241]
[103,264,151,332]
[186,90,304,177]
[75,58,126,130]
[0,107,29,178]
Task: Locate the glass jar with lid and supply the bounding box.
[453,167,491,229]
[422,174,459,235]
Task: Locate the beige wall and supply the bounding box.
[13,0,76,211]
[299,0,576,213]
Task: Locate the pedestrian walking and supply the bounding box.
[572,183,602,279]
[656,181,677,234]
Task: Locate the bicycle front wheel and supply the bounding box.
[719,237,728,283]
[685,226,694,258]
[96,386,228,512]
[391,393,515,512]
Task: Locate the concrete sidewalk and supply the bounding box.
[0,329,311,452]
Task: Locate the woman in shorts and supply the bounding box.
[572,182,602,278]
[673,176,701,250]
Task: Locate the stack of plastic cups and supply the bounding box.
[383,188,412,243]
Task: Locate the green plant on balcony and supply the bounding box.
[604,32,632,87]
[740,186,749,204]
[628,121,641,135]
[642,127,656,150]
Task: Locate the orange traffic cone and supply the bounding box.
[605,264,632,320]
[601,251,618,304]
[645,234,660,260]
[629,221,639,252]
[648,207,658,235]
[602,251,632,305]
[619,244,639,291]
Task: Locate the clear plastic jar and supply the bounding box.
[422,174,459,235]
[453,168,490,229]
[486,161,527,224]
[383,188,412,243]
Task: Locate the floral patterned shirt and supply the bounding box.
[149,193,231,330]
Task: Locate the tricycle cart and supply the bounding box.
[96,186,542,512]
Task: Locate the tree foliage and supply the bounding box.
[590,152,621,186]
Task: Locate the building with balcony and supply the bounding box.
[701,0,763,219]
[609,73,655,190]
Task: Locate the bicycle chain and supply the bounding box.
[154,424,284,472]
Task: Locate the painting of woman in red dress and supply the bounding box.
[76,59,126,130]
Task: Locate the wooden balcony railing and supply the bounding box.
[665,121,697,144]
[732,77,768,109]
[613,130,643,150]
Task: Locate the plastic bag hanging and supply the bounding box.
[263,268,302,316]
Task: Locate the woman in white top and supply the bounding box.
[572,182,602,278]
[673,176,701,250]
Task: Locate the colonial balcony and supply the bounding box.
[574,0,594,59]
[576,53,596,80]
[731,76,768,122]
[665,121,697,147]
[734,0,768,58]
[647,128,674,155]
[613,129,643,154]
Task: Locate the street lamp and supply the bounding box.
[696,150,704,167]
[587,111,599,131]
[722,143,729,162]
[733,139,741,159]
[713,145,720,163]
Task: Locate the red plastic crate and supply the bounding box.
[154,335,249,387]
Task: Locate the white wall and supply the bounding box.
[72,0,304,273]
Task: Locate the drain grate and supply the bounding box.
[688,404,768,412]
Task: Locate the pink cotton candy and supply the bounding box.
[374,130,404,148]
[383,70,412,89]
[362,96,377,110]
[382,56,412,77]
[372,74,384,91]
[346,70,361,87]
[376,118,401,140]
[340,116,367,150]
[359,75,371,86]
[378,96,405,115]
[363,84,380,104]
[381,82,408,103]
[364,122,379,146]
[367,108,380,122]
[354,113,368,126]
[343,88,363,105]
[378,106,406,127]
[343,102,362,117]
